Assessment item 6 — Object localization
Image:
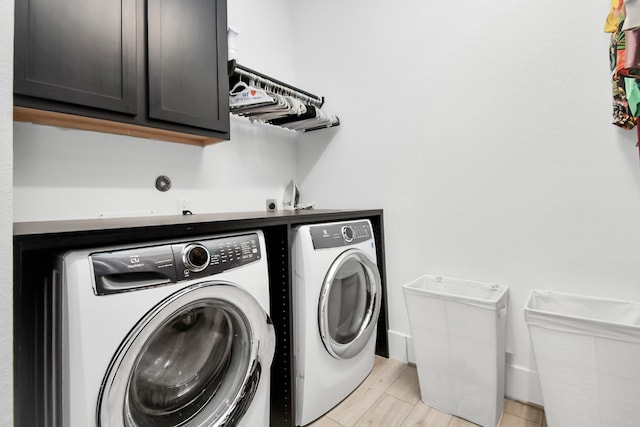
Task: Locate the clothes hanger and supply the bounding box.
[229,79,276,110]
[230,80,248,95]
[229,65,337,131]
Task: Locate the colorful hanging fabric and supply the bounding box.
[607,0,637,128]
[620,0,640,78]
[619,28,640,77]
[624,77,640,115]
[605,0,625,32]
[610,31,638,127]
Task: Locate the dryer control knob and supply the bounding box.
[183,244,210,272]
[342,226,354,243]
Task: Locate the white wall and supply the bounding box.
[13,0,301,222]
[292,0,640,404]
[14,120,298,220]
[1,0,13,423]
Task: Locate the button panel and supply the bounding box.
[90,232,261,294]
[174,233,261,280]
[309,220,373,249]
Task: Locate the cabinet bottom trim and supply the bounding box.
[13,106,224,147]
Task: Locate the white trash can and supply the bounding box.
[525,290,640,427]
[402,275,508,427]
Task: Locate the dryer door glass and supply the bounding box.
[319,249,382,359]
[98,282,275,427]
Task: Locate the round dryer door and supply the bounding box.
[98,281,275,427]
[318,248,382,360]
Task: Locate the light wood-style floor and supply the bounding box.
[310,356,546,427]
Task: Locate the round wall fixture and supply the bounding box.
[155,175,172,192]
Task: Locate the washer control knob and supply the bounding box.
[183,243,210,272]
[342,226,354,243]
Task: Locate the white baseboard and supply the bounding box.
[388,332,544,406]
[387,330,410,363]
[505,363,543,406]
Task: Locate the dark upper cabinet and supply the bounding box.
[14,0,138,115]
[14,0,230,145]
[148,0,228,131]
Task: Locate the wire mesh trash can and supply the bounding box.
[525,290,640,426]
[402,275,508,427]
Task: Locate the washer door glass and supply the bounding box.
[99,282,275,427]
[318,249,382,359]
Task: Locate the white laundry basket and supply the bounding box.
[525,290,640,427]
[402,275,508,427]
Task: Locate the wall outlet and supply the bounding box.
[177,198,191,214]
[266,199,278,212]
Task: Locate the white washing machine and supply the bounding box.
[55,230,275,427]
[292,219,382,426]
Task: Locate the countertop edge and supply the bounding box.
[14,209,383,237]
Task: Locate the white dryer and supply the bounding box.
[56,230,275,427]
[292,219,382,426]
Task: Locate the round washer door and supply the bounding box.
[318,248,382,360]
[98,281,275,427]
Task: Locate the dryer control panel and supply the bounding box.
[91,232,261,295]
[310,220,373,249]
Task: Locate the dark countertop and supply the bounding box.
[14,209,380,236]
[14,209,384,251]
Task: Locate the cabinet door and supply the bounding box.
[14,0,137,114]
[147,0,229,131]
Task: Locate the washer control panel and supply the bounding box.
[309,220,373,249]
[91,232,261,295]
[173,233,261,280]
